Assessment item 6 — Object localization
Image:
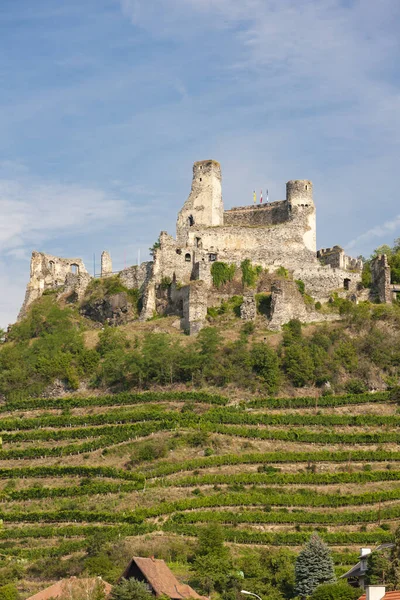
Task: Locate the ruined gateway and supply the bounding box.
[19,159,370,333]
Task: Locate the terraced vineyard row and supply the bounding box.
[0,390,399,575]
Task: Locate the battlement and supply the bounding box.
[286,180,313,207]
[224,200,289,227]
[317,246,362,272]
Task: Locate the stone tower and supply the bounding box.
[286,180,316,253]
[176,160,223,244]
[101,251,113,277]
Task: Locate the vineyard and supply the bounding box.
[0,389,399,592]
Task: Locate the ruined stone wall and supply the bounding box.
[18,251,91,319]
[152,232,194,285]
[371,254,392,303]
[268,279,338,331]
[119,261,153,291]
[294,264,360,301]
[184,205,317,272]
[180,281,208,335]
[317,246,363,272]
[223,200,289,227]
[101,251,113,277]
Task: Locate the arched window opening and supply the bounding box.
[188,215,194,227]
[209,253,217,262]
[70,264,79,275]
[185,253,191,262]
[48,260,55,273]
[344,278,350,290]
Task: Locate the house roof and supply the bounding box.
[121,556,207,600]
[341,561,364,579]
[359,592,400,600]
[26,577,112,600]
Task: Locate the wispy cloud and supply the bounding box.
[346,215,400,253]
[0,173,130,252]
[0,165,143,327]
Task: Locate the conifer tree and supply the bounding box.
[295,534,335,598]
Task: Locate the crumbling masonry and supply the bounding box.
[19,159,373,331]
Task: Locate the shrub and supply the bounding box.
[0,584,19,600]
[111,578,153,600]
[211,262,236,288]
[160,277,172,289]
[275,266,289,278]
[250,343,280,393]
[284,344,314,387]
[241,259,262,287]
[311,582,359,600]
[345,379,367,394]
[242,322,255,335]
[296,280,305,295]
[131,441,167,463]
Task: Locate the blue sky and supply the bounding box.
[1,0,399,326]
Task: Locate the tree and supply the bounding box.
[110,579,153,600]
[0,584,19,600]
[366,548,391,586]
[191,525,233,594]
[149,238,161,258]
[387,525,400,588]
[250,342,280,393]
[295,534,335,598]
[310,582,359,600]
[283,343,314,387]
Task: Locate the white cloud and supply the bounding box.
[346,215,400,254]
[0,167,146,327]
[0,174,132,252]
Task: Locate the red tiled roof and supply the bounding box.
[26,577,112,600]
[359,592,400,600]
[121,557,207,600]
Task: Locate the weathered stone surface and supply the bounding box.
[18,251,91,320]
[81,292,132,325]
[240,293,256,321]
[224,201,289,227]
[318,245,363,271]
[268,279,337,331]
[119,261,153,291]
[101,251,113,277]
[371,254,392,303]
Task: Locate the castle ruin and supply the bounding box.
[19,159,371,331]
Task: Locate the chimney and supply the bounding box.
[366,586,386,600]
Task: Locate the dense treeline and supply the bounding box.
[2,292,400,399]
